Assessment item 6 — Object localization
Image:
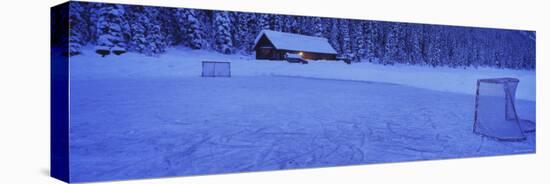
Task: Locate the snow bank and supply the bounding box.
[70,47,536,101]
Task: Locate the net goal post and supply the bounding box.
[473,78,535,141]
[202,61,231,77]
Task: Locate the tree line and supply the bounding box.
[61,2,535,69]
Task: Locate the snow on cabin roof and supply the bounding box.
[254,30,338,54]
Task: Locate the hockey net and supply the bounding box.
[473,78,535,141]
[202,61,231,77]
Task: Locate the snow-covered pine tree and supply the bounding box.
[320,18,332,39]
[463,29,475,68]
[328,19,341,55]
[231,12,256,53]
[445,28,459,68]
[383,23,400,65]
[338,19,352,60]
[86,3,102,44]
[230,12,245,52]
[477,30,491,67]
[400,23,413,65]
[95,4,127,57]
[194,10,213,50]
[125,6,167,56]
[503,32,518,69]
[504,37,513,69]
[427,26,442,67]
[146,24,166,55]
[143,7,166,55]
[156,8,179,47]
[364,21,378,62]
[257,13,271,31]
[244,13,260,52]
[409,25,423,65]
[270,14,284,32]
[126,6,148,53]
[295,16,310,35]
[350,20,365,62]
[282,15,296,33]
[176,9,206,49]
[495,38,508,68]
[469,29,481,67]
[395,23,407,64]
[213,11,233,54]
[520,31,536,69]
[69,2,86,56]
[289,17,300,33]
[311,17,324,37]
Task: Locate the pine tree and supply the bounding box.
[126,6,148,53]
[95,4,127,57]
[282,15,296,33]
[311,17,324,37]
[289,17,300,33]
[395,24,407,64]
[146,25,166,55]
[409,26,423,65]
[232,12,256,53]
[270,14,284,32]
[295,16,311,35]
[383,23,400,65]
[339,19,352,59]
[69,2,86,56]
[445,29,459,67]
[156,8,179,47]
[87,3,101,44]
[350,21,365,62]
[144,7,167,55]
[364,21,378,62]
[321,18,332,38]
[176,9,206,49]
[427,26,442,67]
[125,6,167,56]
[213,11,233,54]
[329,19,340,55]
[257,13,271,31]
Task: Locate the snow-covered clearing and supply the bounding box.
[68,48,536,182]
[71,47,535,101]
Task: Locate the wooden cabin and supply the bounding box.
[253,30,338,60]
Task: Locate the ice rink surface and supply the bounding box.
[69,75,535,182]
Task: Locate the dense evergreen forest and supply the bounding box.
[58,2,536,69]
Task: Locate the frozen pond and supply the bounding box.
[69,76,535,182]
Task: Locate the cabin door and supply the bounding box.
[272,52,280,60]
[259,48,272,59]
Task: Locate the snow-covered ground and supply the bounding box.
[68,48,536,182]
[71,47,535,101]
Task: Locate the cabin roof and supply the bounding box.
[254,30,338,54]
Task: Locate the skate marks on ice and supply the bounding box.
[68,76,535,182]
